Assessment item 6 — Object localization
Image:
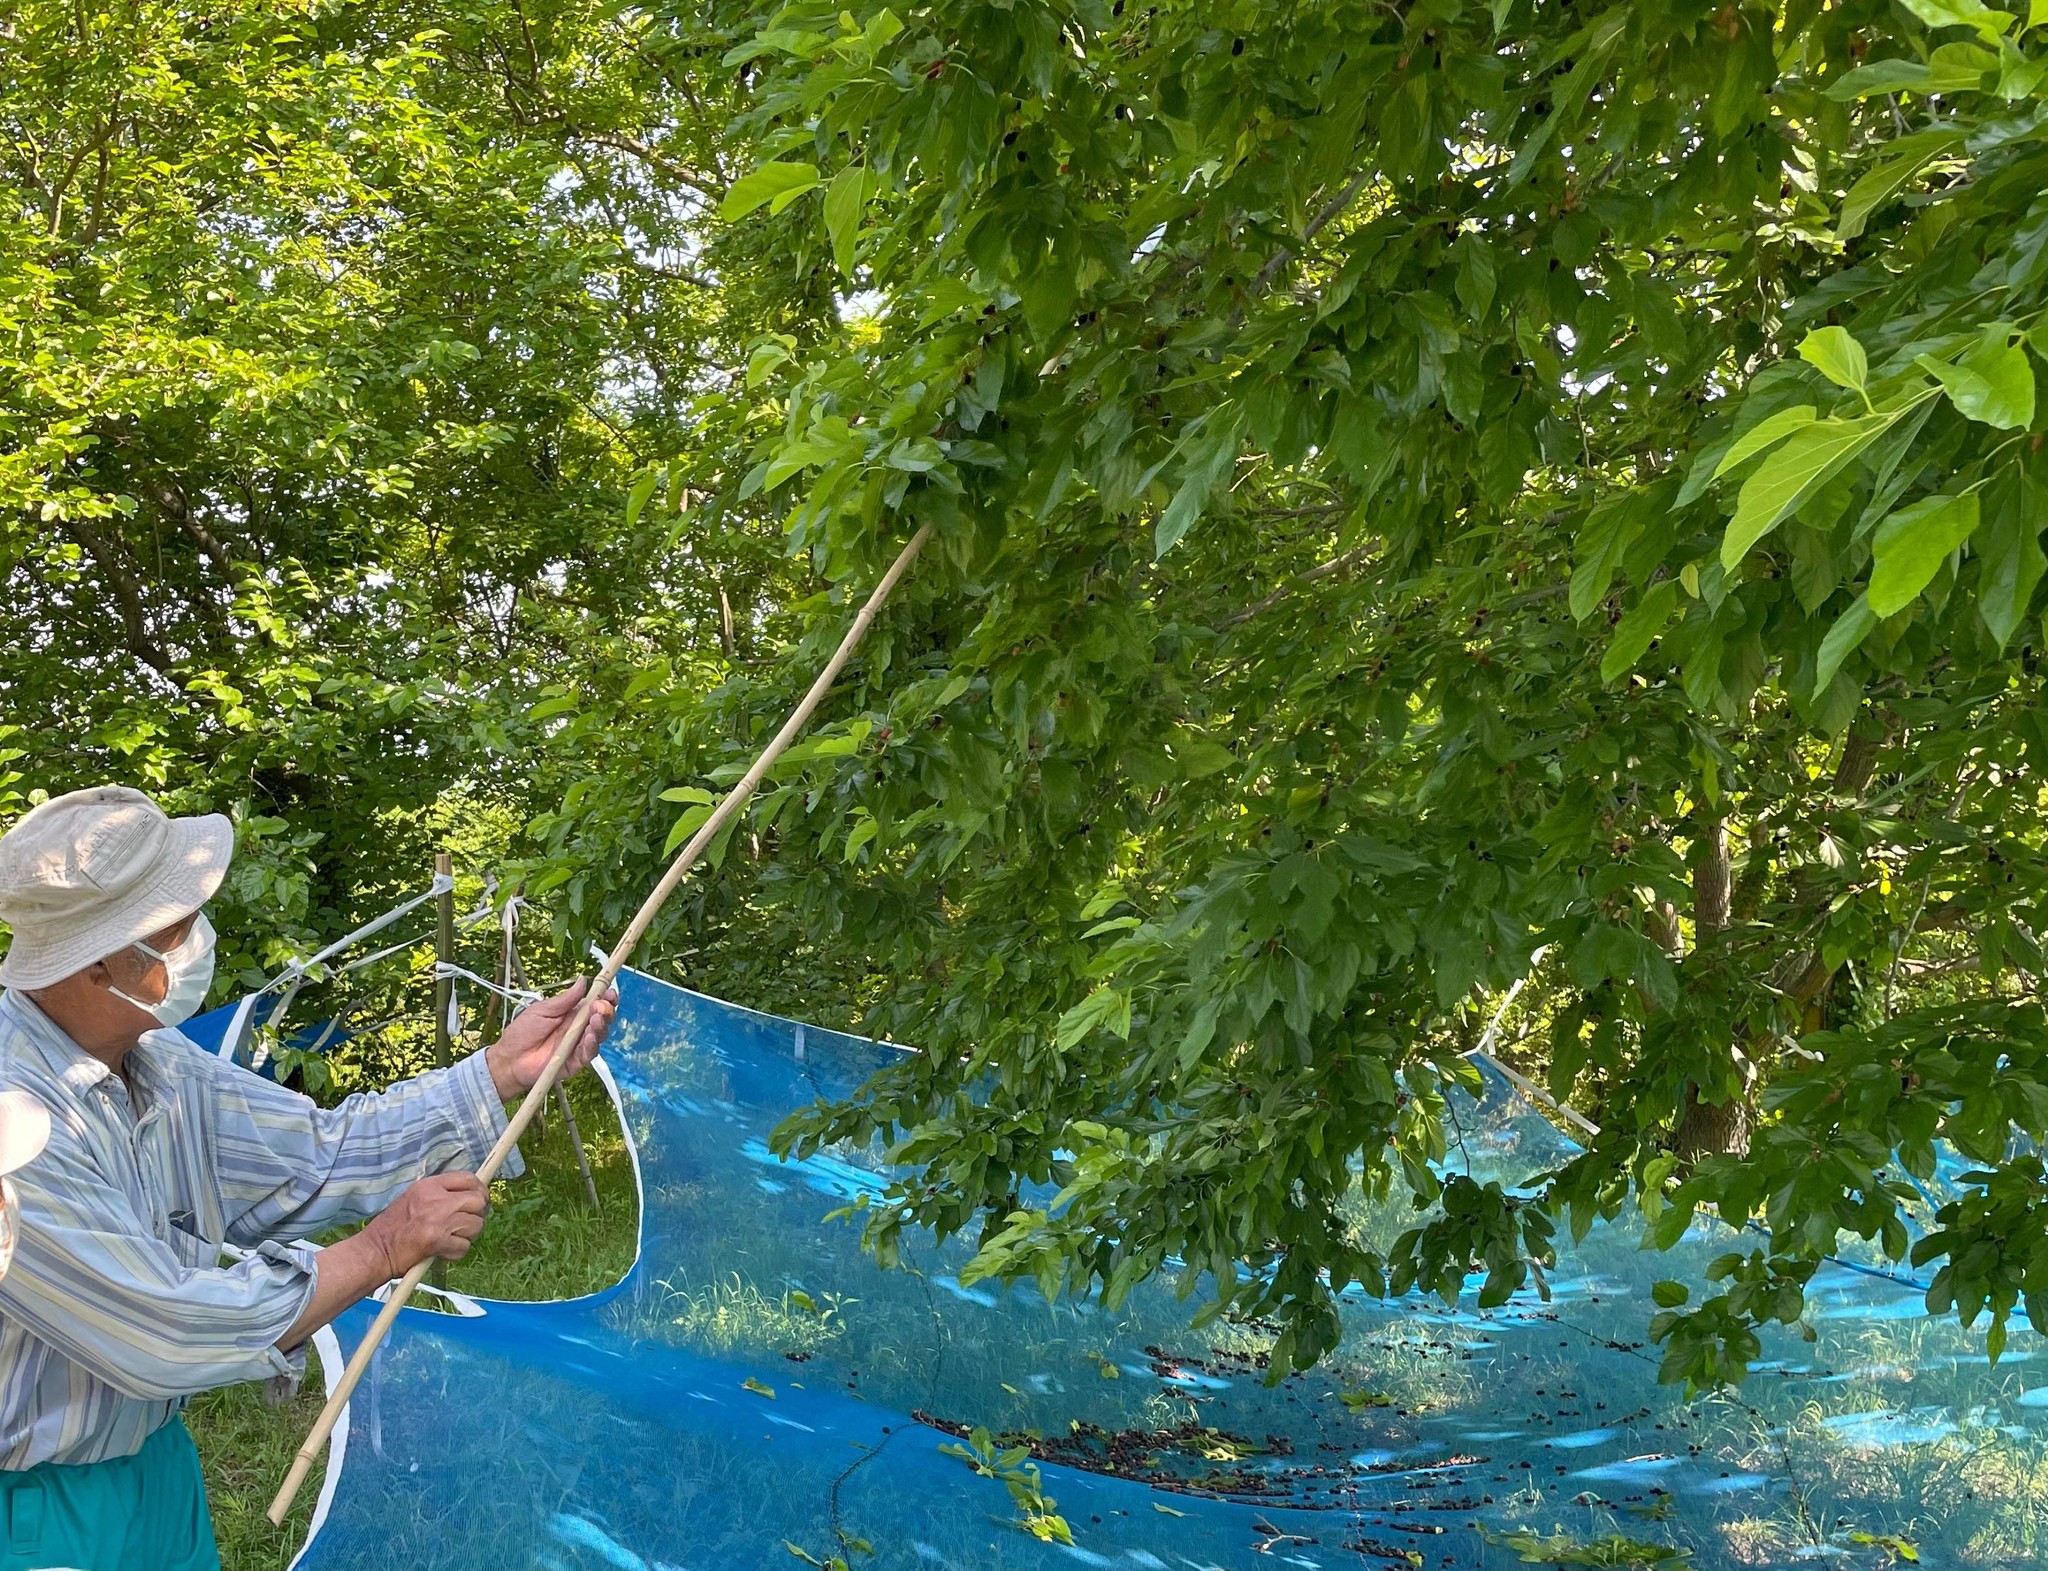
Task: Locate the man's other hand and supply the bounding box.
[363,1173,489,1277]
[483,976,619,1102]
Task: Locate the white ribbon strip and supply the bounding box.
[255,874,456,999]
[433,960,542,1009]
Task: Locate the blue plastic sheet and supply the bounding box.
[290,970,2048,1570]
[183,994,346,1078]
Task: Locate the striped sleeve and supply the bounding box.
[208,1046,522,1247]
[0,1130,312,1402]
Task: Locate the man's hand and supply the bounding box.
[483,976,619,1103]
[360,1173,489,1277]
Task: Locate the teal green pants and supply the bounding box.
[0,1420,218,1571]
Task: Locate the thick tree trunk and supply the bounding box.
[1692,818,1730,933]
[1673,1086,1752,1159]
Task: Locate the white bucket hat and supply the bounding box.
[0,787,234,990]
[0,1089,48,1282]
[0,1090,47,1177]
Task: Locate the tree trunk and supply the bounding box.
[1673,1086,1752,1159]
[1692,818,1730,933]
[1672,816,1751,1158]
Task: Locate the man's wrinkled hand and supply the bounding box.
[484,976,619,1102]
[362,1173,489,1277]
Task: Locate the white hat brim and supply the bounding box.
[0,812,234,990]
[0,1090,49,1175]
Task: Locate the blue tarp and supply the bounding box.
[289,970,2048,1570]
[183,994,346,1078]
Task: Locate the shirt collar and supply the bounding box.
[0,989,171,1104]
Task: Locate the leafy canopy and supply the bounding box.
[18,0,2048,1393]
[673,0,2048,1387]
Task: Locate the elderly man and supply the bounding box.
[0,786,616,1570]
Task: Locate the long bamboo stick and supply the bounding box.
[268,524,933,1524]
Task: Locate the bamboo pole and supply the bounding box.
[268,523,932,1525]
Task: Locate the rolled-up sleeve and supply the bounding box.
[0,1139,317,1402]
[211,1047,522,1247]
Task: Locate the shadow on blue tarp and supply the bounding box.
[288,971,2048,1571]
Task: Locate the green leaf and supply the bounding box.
[1868,493,1981,616]
[1601,580,1680,683]
[1837,133,1966,242]
[1712,405,1818,480]
[1570,494,1645,621]
[745,338,793,389]
[1828,59,1936,99]
[1978,466,2048,648]
[1998,37,2048,96]
[843,813,878,862]
[823,164,866,275]
[1721,413,1901,570]
[1814,596,1879,696]
[1504,10,1627,186]
[1917,328,2036,429]
[625,469,658,529]
[663,802,715,856]
[720,162,822,222]
[1455,236,1496,319]
[1798,327,1868,395]
[1171,735,1236,777]
[1054,987,1132,1050]
[1901,0,2013,39]
[1155,412,1243,557]
[1651,1280,1689,1308]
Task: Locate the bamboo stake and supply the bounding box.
[268,524,933,1524]
[429,852,455,1290]
[511,940,597,1209]
[555,1081,601,1211]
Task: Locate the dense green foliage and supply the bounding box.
[15,0,2048,1395]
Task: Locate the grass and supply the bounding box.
[187,1068,639,1571]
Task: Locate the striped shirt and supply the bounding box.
[0,987,519,1468]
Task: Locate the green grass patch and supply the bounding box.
[188,1068,638,1571]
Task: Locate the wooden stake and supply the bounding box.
[268,523,933,1525]
[430,852,455,1290]
[511,942,593,1206]
[479,880,517,1045]
[555,1082,601,1211]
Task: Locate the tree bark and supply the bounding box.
[1673,816,1749,1159]
[1645,899,1683,957]
[1692,818,1730,934]
[1832,722,1884,796]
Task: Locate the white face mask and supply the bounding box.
[110,911,217,1028]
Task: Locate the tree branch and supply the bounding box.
[61,518,171,674]
[573,130,719,200]
[1216,544,1374,631]
[147,478,236,579]
[1249,170,1376,295]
